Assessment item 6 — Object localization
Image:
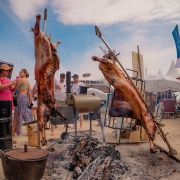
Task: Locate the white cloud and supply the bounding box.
[73,24,176,79]
[51,0,180,25]
[63,46,105,80]
[112,29,176,76]
[8,0,180,25]
[6,0,179,85]
[8,0,48,21]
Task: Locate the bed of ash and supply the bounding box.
[42,137,180,180]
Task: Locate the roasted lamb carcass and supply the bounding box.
[92,56,157,152]
[33,14,66,145]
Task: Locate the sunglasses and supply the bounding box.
[3,70,10,72]
[60,76,65,78]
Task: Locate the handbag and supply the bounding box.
[13,92,18,106]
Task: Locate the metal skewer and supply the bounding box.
[94,25,177,155]
[37,8,48,148]
[94,25,155,118]
[43,8,47,34]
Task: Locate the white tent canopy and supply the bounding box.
[80,73,103,81]
[87,88,107,101]
[145,74,180,92]
[166,60,180,79]
[158,69,162,74]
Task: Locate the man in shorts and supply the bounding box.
[71,74,85,131]
[55,73,66,107]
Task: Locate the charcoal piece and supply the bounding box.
[68,137,126,180]
[49,148,55,152]
[69,163,76,171]
[73,172,78,178]
[115,150,121,160]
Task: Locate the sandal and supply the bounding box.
[12,139,17,144]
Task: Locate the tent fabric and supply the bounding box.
[166,60,180,79]
[87,88,107,101]
[145,74,180,92]
[158,69,162,74]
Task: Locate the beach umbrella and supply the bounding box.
[145,74,180,92]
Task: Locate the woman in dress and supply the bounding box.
[32,82,38,116]
[12,69,33,136]
[0,64,17,143]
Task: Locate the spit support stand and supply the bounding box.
[103,69,143,144]
[37,100,41,148]
[37,8,48,148]
[43,8,47,34]
[94,25,177,155]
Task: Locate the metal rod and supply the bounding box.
[36,8,48,149]
[137,45,142,79]
[66,71,71,93]
[43,8,47,33]
[89,115,92,137]
[104,87,110,127]
[118,117,124,144]
[37,119,40,148]
[99,110,106,143]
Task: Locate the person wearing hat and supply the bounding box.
[71,74,85,131]
[0,64,17,143]
[55,73,66,107]
[55,73,73,129]
[0,64,16,109]
[49,76,61,136]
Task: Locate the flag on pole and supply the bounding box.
[172,25,180,68]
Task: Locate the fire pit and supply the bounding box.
[43,137,180,180]
[0,145,48,180]
[68,137,123,179]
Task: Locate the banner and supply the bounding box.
[172,25,180,68]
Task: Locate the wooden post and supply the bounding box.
[130,46,148,142]
[37,99,41,148]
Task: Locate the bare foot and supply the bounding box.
[64,124,73,129]
[51,133,58,136]
[78,127,83,131]
[150,148,157,154]
[12,139,17,144]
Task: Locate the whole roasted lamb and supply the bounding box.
[92,55,157,152]
[32,14,66,145]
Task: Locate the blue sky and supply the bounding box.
[0,0,180,87]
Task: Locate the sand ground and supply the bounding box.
[0,118,180,179]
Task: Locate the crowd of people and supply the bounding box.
[0,63,85,144]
